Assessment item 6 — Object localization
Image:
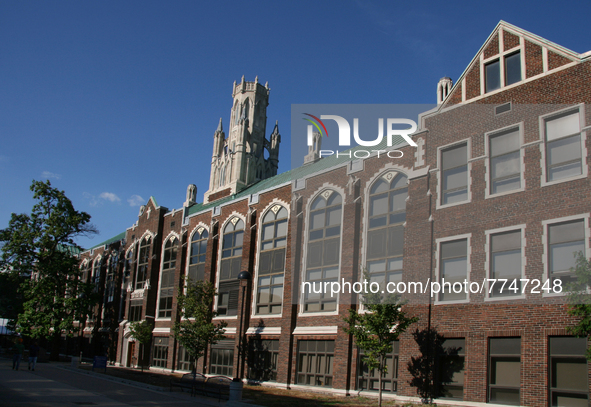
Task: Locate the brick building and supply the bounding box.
[77,21,591,406]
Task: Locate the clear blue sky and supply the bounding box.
[1,1,590,249]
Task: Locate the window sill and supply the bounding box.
[485,186,524,200]
[541,172,587,188]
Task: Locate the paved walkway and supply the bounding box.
[0,359,254,407]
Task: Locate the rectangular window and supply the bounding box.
[297,340,335,387]
[177,345,192,371]
[358,341,399,393]
[210,340,234,376]
[490,230,522,297]
[489,337,520,405]
[549,337,589,406]
[248,339,279,382]
[485,60,501,92]
[129,300,142,322]
[152,337,169,368]
[545,111,582,181]
[505,52,522,86]
[549,220,585,285]
[441,144,468,205]
[158,268,175,318]
[439,239,468,302]
[438,339,465,400]
[490,128,521,194]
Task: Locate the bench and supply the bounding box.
[170,372,205,395]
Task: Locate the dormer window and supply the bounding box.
[485,51,522,93]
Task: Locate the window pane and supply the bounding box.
[551,241,585,273]
[491,130,520,157]
[547,112,580,141]
[486,60,500,92]
[505,52,521,86]
[548,135,582,167]
[555,361,587,391]
[263,224,274,241]
[491,151,520,180]
[442,145,467,169]
[370,194,388,217]
[276,219,288,238]
[550,221,585,245]
[443,166,468,191]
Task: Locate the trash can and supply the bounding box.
[71,356,79,368]
[229,378,243,401]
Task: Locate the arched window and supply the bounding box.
[256,205,288,314]
[188,229,208,281]
[304,191,342,313]
[80,261,91,284]
[366,173,407,290]
[136,236,151,290]
[218,218,244,315]
[158,236,178,318]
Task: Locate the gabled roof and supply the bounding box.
[439,20,586,110]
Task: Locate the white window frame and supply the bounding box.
[484,225,526,301]
[212,213,246,320]
[155,232,179,321]
[437,138,472,209]
[434,233,471,305]
[542,213,591,297]
[299,187,344,317]
[480,34,524,95]
[485,123,525,199]
[252,201,289,318]
[540,104,587,187]
[185,223,209,289]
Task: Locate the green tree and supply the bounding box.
[0,180,98,360]
[172,278,226,374]
[129,320,153,372]
[343,275,418,407]
[566,253,591,360]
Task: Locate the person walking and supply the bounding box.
[11,338,25,370]
[28,341,40,371]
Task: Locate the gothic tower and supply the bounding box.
[204,77,281,203]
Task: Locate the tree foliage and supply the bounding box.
[407,327,464,404]
[0,180,98,359]
[129,319,153,371]
[172,278,226,373]
[566,253,591,360]
[343,276,418,407]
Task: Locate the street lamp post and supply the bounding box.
[236,270,251,380]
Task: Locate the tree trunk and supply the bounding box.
[50,329,62,361]
[140,343,144,372]
[378,355,383,407]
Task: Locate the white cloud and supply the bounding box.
[42,171,61,179]
[83,192,99,207]
[99,192,121,203]
[127,195,145,207]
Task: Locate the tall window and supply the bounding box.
[257,205,287,315]
[441,144,468,205]
[80,261,90,284]
[177,345,192,371]
[548,220,585,285]
[485,51,521,93]
[248,339,279,382]
[304,191,342,313]
[125,248,135,279]
[545,110,582,181]
[158,237,177,318]
[152,337,169,368]
[488,337,520,405]
[210,340,235,376]
[128,300,142,322]
[92,258,101,285]
[358,341,399,393]
[489,128,521,194]
[218,218,244,316]
[490,230,522,297]
[549,337,589,406]
[106,253,116,303]
[439,239,468,302]
[136,236,151,290]
[366,173,407,291]
[188,229,208,282]
[438,339,465,400]
[297,340,335,387]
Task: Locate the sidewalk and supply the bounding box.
[0,358,257,407]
